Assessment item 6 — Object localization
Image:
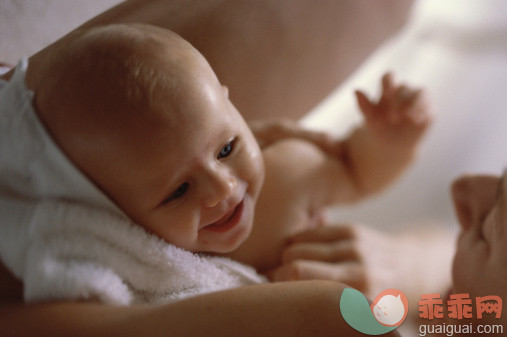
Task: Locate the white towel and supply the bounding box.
[0,59,266,305]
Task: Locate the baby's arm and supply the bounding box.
[340,73,431,198]
[250,74,431,202]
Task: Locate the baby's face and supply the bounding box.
[41,25,265,253]
[103,71,263,253]
[112,58,263,253]
[123,90,263,254]
[451,169,507,322]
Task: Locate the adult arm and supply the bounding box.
[0,277,400,337]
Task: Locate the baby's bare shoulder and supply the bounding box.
[261,137,358,206]
[262,138,329,168]
[261,138,340,194]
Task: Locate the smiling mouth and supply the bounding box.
[202,200,244,233]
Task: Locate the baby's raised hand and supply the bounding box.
[355,73,432,150]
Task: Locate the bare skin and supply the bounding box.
[0,279,403,337]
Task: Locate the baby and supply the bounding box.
[32,23,265,255]
[1,23,430,301]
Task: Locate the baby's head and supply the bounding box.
[33,23,264,253]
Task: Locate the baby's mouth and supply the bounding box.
[202,200,244,233]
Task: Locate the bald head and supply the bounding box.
[37,23,206,120]
[30,23,226,198]
[34,23,219,160]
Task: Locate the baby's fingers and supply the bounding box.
[248,119,295,148]
[400,89,432,125]
[390,85,410,122]
[267,260,367,291]
[381,72,396,97]
[355,90,377,120]
[282,241,360,264]
[290,224,355,244]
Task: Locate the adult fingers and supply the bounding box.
[268,260,367,291]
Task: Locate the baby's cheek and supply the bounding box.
[241,146,265,197]
[141,206,196,248]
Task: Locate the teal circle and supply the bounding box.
[340,288,397,335]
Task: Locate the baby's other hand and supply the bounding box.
[355,73,432,149]
[266,223,399,297]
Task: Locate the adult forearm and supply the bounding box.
[0,281,400,337]
[78,0,415,122]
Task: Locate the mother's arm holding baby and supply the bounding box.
[0,276,386,337]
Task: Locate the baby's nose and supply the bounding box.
[202,170,237,208]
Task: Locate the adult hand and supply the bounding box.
[266,223,399,297]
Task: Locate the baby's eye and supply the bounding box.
[217,137,237,159]
[164,182,189,203]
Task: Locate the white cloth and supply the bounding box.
[0,66,11,76]
[0,59,266,305]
